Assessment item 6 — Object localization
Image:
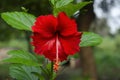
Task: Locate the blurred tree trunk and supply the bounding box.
[76,3,98,80]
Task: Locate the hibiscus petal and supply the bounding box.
[59,32,82,55]
[31,33,52,54]
[32,15,57,38]
[57,12,77,36]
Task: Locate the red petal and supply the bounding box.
[59,32,82,55]
[31,33,52,54]
[32,15,57,38]
[57,12,77,36]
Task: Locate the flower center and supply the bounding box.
[54,31,60,36]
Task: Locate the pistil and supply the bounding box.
[53,34,60,72]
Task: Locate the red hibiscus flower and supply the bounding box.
[31,12,82,71]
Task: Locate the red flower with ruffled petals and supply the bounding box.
[31,12,82,71]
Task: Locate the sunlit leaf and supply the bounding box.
[1,12,36,31]
[56,0,73,8]
[2,50,40,66]
[8,50,37,62]
[50,0,55,5]
[80,32,102,47]
[54,1,92,16]
[3,58,40,66]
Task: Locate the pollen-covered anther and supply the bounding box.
[53,60,60,72]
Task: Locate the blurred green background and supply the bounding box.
[0,0,120,80]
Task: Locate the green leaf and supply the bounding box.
[50,0,55,5]
[1,12,36,31]
[39,63,56,80]
[54,1,92,16]
[8,50,38,62]
[56,0,73,8]
[31,72,45,80]
[10,64,41,80]
[3,57,40,66]
[80,32,102,47]
[2,50,40,66]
